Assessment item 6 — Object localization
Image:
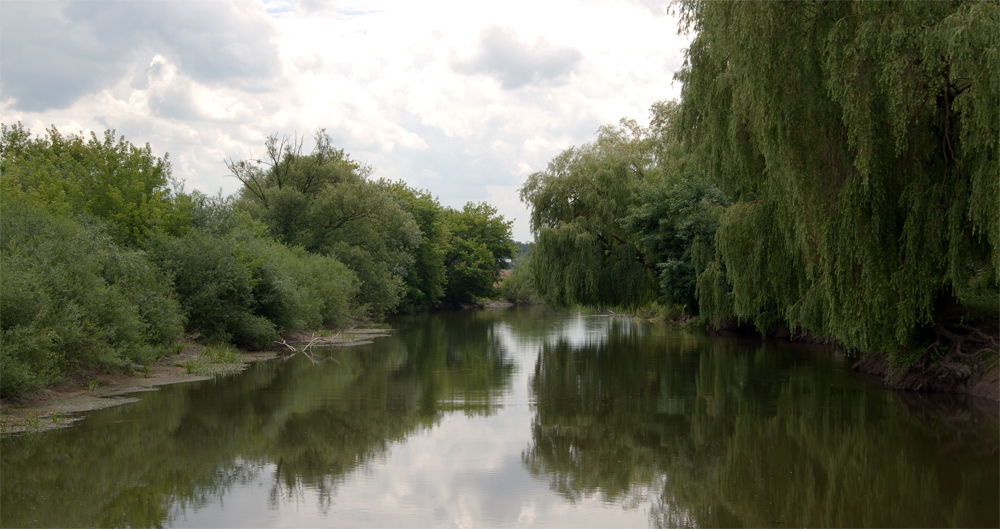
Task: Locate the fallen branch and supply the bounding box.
[274,333,342,365]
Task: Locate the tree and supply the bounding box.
[520,118,661,308]
[499,246,540,304]
[1,193,185,396]
[623,172,728,314]
[149,195,359,346]
[677,0,999,351]
[229,130,420,315]
[0,123,191,247]
[441,202,516,304]
[386,182,450,312]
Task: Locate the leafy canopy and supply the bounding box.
[230,130,420,315]
[442,202,516,304]
[677,0,998,349]
[520,118,659,308]
[1,123,191,246]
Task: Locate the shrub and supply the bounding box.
[0,195,184,397]
[147,228,276,347]
[500,252,539,304]
[149,200,360,347]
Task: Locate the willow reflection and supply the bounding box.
[522,323,999,528]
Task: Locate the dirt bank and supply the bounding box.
[693,316,1000,403]
[1,327,389,435]
[852,351,999,402]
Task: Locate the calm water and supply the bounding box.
[2,308,997,527]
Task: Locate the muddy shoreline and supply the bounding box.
[0,327,390,435]
[851,351,999,402]
[699,320,1000,403]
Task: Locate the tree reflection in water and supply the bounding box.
[1,311,514,528]
[1,309,996,528]
[523,320,999,528]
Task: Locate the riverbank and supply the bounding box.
[761,327,999,403]
[852,351,999,402]
[0,327,391,435]
[658,313,1000,403]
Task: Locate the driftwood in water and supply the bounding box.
[273,333,341,364]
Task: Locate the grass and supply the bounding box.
[182,344,248,376]
[632,302,687,322]
[24,413,41,432]
[201,344,243,364]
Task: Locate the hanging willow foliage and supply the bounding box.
[677,0,999,351]
[520,120,660,308]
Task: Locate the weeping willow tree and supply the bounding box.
[519,119,660,308]
[678,0,999,353]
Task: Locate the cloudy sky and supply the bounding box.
[0,0,691,242]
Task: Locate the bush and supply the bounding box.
[1,195,184,398]
[1,123,192,248]
[270,245,359,329]
[149,199,360,347]
[500,251,539,304]
[147,228,276,347]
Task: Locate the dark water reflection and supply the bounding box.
[2,308,997,527]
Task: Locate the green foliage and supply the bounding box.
[445,202,516,275]
[623,172,728,314]
[0,194,184,397]
[230,130,420,316]
[500,249,540,304]
[386,182,450,311]
[0,122,520,397]
[149,195,359,347]
[442,237,497,303]
[691,235,734,327]
[440,202,516,304]
[520,119,660,308]
[677,0,999,350]
[147,227,275,347]
[266,244,359,330]
[0,123,192,247]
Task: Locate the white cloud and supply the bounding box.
[0,0,691,242]
[451,25,583,89]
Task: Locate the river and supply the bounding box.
[2,307,997,527]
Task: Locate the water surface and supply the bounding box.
[2,308,997,527]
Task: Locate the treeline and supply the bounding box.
[0,125,514,398]
[520,0,998,358]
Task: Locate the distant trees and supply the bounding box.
[441,202,516,305]
[1,124,516,398]
[388,183,450,312]
[228,131,420,316]
[520,108,727,311]
[228,131,517,314]
[499,246,539,305]
[520,119,660,308]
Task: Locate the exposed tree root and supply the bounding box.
[853,320,999,400]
